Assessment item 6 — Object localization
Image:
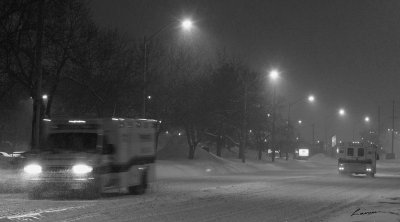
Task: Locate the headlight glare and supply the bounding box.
[72,164,93,174]
[24,164,42,174]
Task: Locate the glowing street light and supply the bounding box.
[364,116,370,123]
[42,94,48,100]
[339,108,346,116]
[269,69,280,81]
[286,93,315,159]
[142,17,197,118]
[308,95,315,103]
[181,19,194,31]
[269,69,280,162]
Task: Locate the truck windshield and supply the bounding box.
[46,133,97,152]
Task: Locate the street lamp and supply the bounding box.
[181,19,194,31]
[286,94,315,159]
[42,94,49,118]
[351,115,372,141]
[339,108,346,116]
[269,69,280,162]
[308,95,315,103]
[269,69,280,81]
[142,18,195,118]
[298,120,302,125]
[321,107,347,154]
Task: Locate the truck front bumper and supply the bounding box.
[26,175,95,191]
[338,163,374,174]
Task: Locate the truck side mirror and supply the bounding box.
[103,144,115,155]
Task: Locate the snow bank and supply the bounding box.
[0,169,25,193]
[156,136,340,178]
[308,153,337,164]
[156,137,270,178]
[156,159,260,178]
[157,136,229,163]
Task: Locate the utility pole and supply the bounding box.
[33,0,45,150]
[271,87,276,162]
[311,123,315,152]
[324,123,327,152]
[391,100,395,155]
[142,36,148,118]
[377,105,381,144]
[286,104,291,160]
[240,82,248,163]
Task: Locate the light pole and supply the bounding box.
[354,115,371,141]
[42,94,48,118]
[339,108,346,117]
[319,107,347,154]
[286,94,315,159]
[269,69,279,162]
[142,18,194,118]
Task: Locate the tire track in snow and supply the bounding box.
[0,205,93,222]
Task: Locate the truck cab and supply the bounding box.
[23,118,157,199]
[337,142,378,177]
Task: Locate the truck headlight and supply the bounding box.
[24,164,42,174]
[72,164,93,175]
[366,168,372,172]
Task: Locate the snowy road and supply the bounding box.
[1,159,400,222]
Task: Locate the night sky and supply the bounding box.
[90,0,400,144]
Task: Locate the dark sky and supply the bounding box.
[90,0,400,144]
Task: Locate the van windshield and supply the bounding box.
[46,133,97,152]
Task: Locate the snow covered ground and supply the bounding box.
[1,138,400,222]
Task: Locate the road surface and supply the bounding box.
[0,158,400,222]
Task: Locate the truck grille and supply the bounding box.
[45,166,71,172]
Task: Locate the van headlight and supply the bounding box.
[24,164,42,174]
[72,164,93,175]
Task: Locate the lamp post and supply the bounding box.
[269,69,279,162]
[142,18,194,118]
[351,115,372,141]
[42,94,48,118]
[318,107,347,154]
[286,94,315,159]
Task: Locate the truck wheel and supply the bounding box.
[129,172,147,195]
[28,188,42,200]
